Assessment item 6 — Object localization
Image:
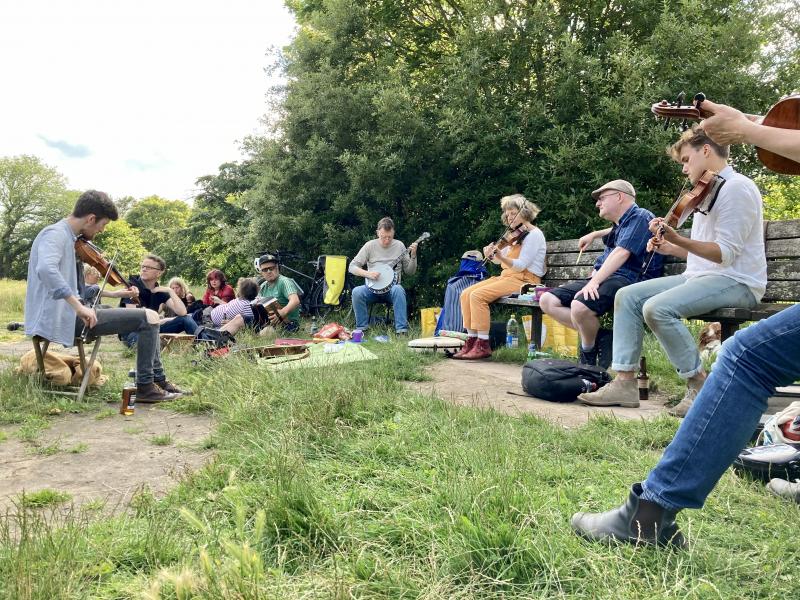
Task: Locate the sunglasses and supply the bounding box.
[140,264,162,271]
[260,266,277,273]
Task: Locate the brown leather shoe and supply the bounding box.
[155,379,190,396]
[137,382,179,403]
[452,336,477,359]
[462,338,492,360]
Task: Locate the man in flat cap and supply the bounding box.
[540,179,662,373]
[578,126,766,416]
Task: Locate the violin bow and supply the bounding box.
[482,198,528,265]
[81,250,119,342]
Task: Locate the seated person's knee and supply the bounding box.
[145,309,161,325]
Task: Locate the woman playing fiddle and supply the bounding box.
[453,194,546,360]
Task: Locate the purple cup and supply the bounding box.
[352,329,363,342]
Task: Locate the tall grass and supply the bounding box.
[1,341,799,598]
[2,279,798,598]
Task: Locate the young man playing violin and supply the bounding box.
[454,194,546,360]
[24,190,187,402]
[571,102,800,546]
[578,126,766,416]
[349,217,419,335]
[539,180,661,369]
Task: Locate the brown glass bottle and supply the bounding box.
[637,356,649,401]
[120,382,137,416]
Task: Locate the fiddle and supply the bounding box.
[483,223,529,265]
[74,237,141,306]
[651,92,800,174]
[641,169,725,274]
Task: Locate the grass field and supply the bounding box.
[1,279,798,599]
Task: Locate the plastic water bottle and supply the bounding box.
[506,314,519,349]
[310,316,319,335]
[527,339,538,361]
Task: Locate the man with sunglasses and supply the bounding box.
[256,254,302,331]
[119,253,197,345]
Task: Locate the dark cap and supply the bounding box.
[258,254,279,267]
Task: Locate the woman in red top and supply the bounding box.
[201,269,235,306]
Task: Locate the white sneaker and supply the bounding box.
[766,478,800,503]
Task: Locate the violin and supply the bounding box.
[651,92,800,174]
[74,237,140,306]
[640,169,726,274]
[483,223,529,265]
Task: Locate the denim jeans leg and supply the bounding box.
[390,285,408,332]
[160,315,198,335]
[642,275,757,378]
[642,304,800,511]
[351,285,373,329]
[611,275,686,372]
[87,308,161,384]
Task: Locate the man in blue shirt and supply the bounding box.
[540,180,661,369]
[25,190,186,402]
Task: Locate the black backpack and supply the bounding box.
[522,359,612,403]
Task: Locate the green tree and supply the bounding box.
[125,196,194,277]
[93,220,147,277]
[761,176,800,221]
[239,0,798,307]
[0,155,72,278]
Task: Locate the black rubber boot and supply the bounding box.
[571,483,686,548]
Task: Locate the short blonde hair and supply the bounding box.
[167,276,189,297]
[84,265,101,279]
[500,194,541,225]
[668,124,729,162]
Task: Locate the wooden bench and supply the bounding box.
[495,218,800,344]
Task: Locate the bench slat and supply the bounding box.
[766,219,800,240]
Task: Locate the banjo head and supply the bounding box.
[366,263,397,294]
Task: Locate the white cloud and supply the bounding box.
[0,0,295,201]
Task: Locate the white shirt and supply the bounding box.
[684,165,766,301]
[501,227,547,276]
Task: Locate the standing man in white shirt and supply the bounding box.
[578,125,767,416]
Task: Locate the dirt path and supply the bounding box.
[407,358,666,428]
[0,335,214,513]
[0,406,213,512]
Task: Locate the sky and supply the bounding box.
[0,0,296,202]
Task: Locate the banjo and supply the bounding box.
[365,232,430,294]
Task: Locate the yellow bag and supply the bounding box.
[419,307,442,338]
[542,313,579,357]
[323,255,347,305]
[522,314,578,357]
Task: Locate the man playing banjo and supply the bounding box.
[349,217,419,335]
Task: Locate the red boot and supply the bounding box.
[452,336,477,359]
[462,338,492,360]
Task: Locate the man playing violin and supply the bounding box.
[453,194,546,360]
[579,126,767,417]
[349,217,418,335]
[540,180,661,369]
[571,105,800,545]
[24,190,187,402]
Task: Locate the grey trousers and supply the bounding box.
[75,307,164,384]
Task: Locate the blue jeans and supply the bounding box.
[123,315,198,347]
[612,275,757,377]
[352,284,408,332]
[642,304,800,511]
[160,315,199,336]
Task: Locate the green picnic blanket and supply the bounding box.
[260,341,377,371]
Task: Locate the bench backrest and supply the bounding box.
[543,219,800,303]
